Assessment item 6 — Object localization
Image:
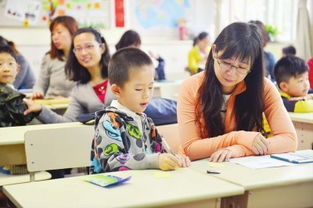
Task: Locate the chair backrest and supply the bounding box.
[24,125,94,172]
[157,123,182,154]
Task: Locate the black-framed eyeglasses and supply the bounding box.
[215,57,250,75]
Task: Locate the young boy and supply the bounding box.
[0,46,36,127]
[274,55,313,112]
[91,48,190,173]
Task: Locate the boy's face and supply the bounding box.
[113,64,155,114]
[0,52,19,84]
[280,72,310,97]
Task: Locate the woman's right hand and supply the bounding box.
[159,153,180,171]
[23,99,43,115]
[31,92,44,100]
[251,133,269,155]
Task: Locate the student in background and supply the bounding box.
[187,32,210,75]
[249,20,276,81]
[24,27,114,124]
[91,48,190,173]
[0,36,35,90]
[0,46,36,127]
[178,22,297,162]
[32,16,78,99]
[115,29,166,81]
[274,56,313,112]
[282,45,296,57]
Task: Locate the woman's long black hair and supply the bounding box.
[197,22,265,137]
[65,27,110,84]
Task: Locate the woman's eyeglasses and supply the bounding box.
[215,57,250,75]
[73,44,97,54]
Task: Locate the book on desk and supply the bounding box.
[270,150,313,164]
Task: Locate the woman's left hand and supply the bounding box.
[209,149,232,162]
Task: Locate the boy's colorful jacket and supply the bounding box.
[280,91,313,113]
[0,83,36,127]
[91,101,165,173]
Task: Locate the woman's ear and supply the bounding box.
[211,44,217,58]
[111,83,121,98]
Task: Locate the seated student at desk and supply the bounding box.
[0,46,37,127]
[91,48,190,173]
[274,55,313,112]
[24,27,114,123]
[177,22,297,162]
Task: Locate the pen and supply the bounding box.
[206,170,220,174]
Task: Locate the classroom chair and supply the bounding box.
[24,125,94,181]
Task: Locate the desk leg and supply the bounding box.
[221,191,248,208]
[0,144,26,165]
[293,122,313,150]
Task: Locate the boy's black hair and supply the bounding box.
[282,45,296,56]
[274,55,308,87]
[0,46,18,62]
[108,47,153,87]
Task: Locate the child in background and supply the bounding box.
[274,55,313,112]
[0,36,35,90]
[115,29,166,81]
[0,46,37,127]
[91,48,190,173]
[282,45,296,57]
[187,32,210,75]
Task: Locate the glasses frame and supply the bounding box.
[214,56,251,75]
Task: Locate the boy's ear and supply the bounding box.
[279,81,289,92]
[16,64,21,73]
[111,83,121,98]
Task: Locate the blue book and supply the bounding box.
[85,174,131,188]
[270,150,313,164]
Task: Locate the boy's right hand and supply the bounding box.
[23,99,43,115]
[159,153,180,171]
[31,92,44,100]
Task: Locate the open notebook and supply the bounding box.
[270,150,313,164]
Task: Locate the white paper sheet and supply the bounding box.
[230,155,296,169]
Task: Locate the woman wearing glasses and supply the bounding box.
[177,22,297,162]
[24,27,114,123]
[32,16,78,99]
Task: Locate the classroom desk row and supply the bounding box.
[3,158,313,208]
[0,122,92,166]
[289,112,313,150]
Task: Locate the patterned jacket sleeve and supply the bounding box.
[91,112,160,173]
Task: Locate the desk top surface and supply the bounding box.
[289,112,313,124]
[4,168,244,208]
[190,159,313,190]
[0,122,89,145]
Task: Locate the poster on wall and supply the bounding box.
[0,0,111,28]
[128,0,192,38]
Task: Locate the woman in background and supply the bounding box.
[0,36,35,90]
[24,27,113,124]
[187,32,210,75]
[32,15,78,99]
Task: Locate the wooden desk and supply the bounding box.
[190,159,313,208]
[0,122,92,166]
[3,168,244,208]
[289,112,313,150]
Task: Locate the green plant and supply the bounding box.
[265,24,279,40]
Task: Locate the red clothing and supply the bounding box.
[93,80,108,103]
[308,57,313,89]
[177,71,297,160]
